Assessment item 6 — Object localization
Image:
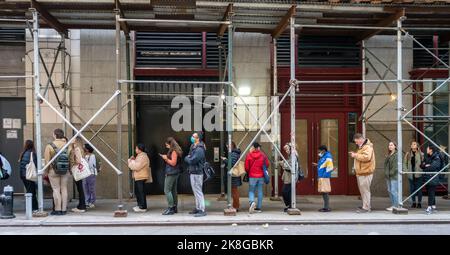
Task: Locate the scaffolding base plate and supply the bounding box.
[33,211,48,218]
[224,208,237,216]
[287,208,301,215]
[114,210,128,217]
[392,207,408,215]
[270,196,282,201]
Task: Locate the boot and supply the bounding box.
[173,205,178,213]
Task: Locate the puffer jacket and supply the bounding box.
[403,150,423,180]
[353,139,376,176]
[421,151,443,186]
[128,152,152,182]
[384,151,398,180]
[19,149,37,178]
[282,153,299,184]
[223,148,242,187]
[184,142,206,175]
[244,150,269,178]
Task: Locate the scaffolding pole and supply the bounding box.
[288,16,300,215]
[226,22,233,210]
[362,40,366,137]
[394,17,407,213]
[126,36,134,199]
[271,37,281,201]
[31,8,46,217]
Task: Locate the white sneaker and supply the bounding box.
[425,206,433,215]
[133,207,146,213]
[385,206,393,211]
[249,201,256,214]
[71,208,86,213]
[88,204,95,209]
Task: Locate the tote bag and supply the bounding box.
[231,161,246,177]
[71,158,92,182]
[25,153,38,182]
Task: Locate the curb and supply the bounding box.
[2,219,450,227]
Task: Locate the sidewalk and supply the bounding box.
[2,195,450,226]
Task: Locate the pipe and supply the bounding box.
[226,23,233,209]
[116,13,124,210]
[273,38,280,199]
[25,193,32,220]
[290,16,297,210]
[396,17,404,208]
[294,24,397,31]
[118,18,231,25]
[126,37,134,198]
[0,75,34,79]
[118,80,230,85]
[31,9,44,214]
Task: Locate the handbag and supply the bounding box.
[71,158,92,181]
[25,152,38,182]
[263,159,270,184]
[232,161,246,177]
[318,178,331,193]
[243,173,249,183]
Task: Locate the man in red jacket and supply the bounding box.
[245,142,270,214]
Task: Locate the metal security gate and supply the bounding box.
[0,98,25,193]
[135,77,222,195]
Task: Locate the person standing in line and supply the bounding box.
[384,141,399,211]
[184,132,207,217]
[245,142,269,214]
[128,143,152,213]
[222,141,242,211]
[421,145,442,215]
[19,140,38,212]
[403,141,424,208]
[281,143,298,212]
[69,136,87,213]
[349,133,376,213]
[315,145,333,212]
[44,128,70,216]
[83,143,97,209]
[160,137,183,215]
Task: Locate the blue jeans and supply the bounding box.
[386,178,399,207]
[249,178,264,209]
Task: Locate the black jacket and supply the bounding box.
[19,150,37,178]
[421,151,443,186]
[223,148,242,187]
[184,142,206,175]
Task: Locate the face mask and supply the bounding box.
[190,136,196,144]
[318,152,324,157]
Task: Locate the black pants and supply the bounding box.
[427,184,436,207]
[134,180,147,209]
[21,177,38,211]
[75,180,86,210]
[282,184,292,207]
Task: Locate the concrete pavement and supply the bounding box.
[1,195,450,226]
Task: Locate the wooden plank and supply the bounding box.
[31,0,68,38]
[271,5,296,39]
[217,3,233,37]
[356,8,405,42]
[115,0,130,39]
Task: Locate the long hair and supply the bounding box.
[166,137,182,159]
[70,136,84,163]
[19,140,35,160]
[387,141,397,156]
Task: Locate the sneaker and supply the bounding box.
[283,207,289,213]
[162,207,175,215]
[50,210,62,216]
[189,209,199,214]
[71,208,86,213]
[88,204,95,209]
[417,203,422,209]
[356,208,370,213]
[411,203,417,208]
[386,206,394,211]
[249,201,256,214]
[61,211,67,215]
[194,211,207,217]
[425,206,433,215]
[318,208,331,212]
[254,208,262,213]
[443,195,450,200]
[133,207,147,213]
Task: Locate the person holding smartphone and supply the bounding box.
[128,143,152,213]
[159,137,183,215]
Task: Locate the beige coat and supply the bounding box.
[403,150,424,180]
[44,138,67,173]
[353,139,376,176]
[128,152,152,182]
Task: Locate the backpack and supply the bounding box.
[203,162,215,183]
[50,143,70,175]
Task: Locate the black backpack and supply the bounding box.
[50,143,70,175]
[203,162,215,183]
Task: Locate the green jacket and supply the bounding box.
[384,152,398,180]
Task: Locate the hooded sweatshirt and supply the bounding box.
[353,139,376,176]
[244,150,269,178]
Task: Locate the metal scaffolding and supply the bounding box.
[2,3,449,218]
